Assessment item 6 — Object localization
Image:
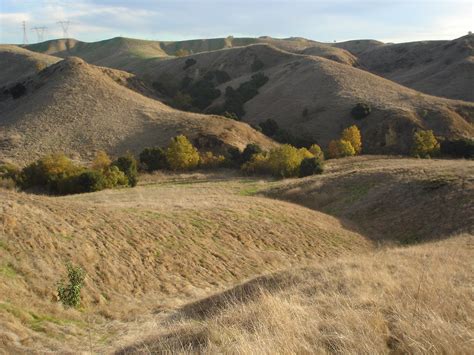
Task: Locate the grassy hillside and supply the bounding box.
[356,35,474,102]
[120,235,472,354]
[1,157,472,352]
[0,171,370,352]
[0,56,275,164]
[0,45,60,86]
[132,44,474,153]
[265,156,474,242]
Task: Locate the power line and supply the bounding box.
[31,26,48,43]
[22,21,28,45]
[57,21,70,38]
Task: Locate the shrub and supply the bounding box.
[241,143,263,164]
[183,58,197,70]
[112,154,138,187]
[328,139,356,159]
[302,108,309,117]
[259,119,279,137]
[412,130,440,158]
[351,103,371,120]
[299,157,324,177]
[440,138,474,158]
[92,150,111,171]
[187,79,221,110]
[309,144,325,161]
[20,153,83,192]
[57,263,85,308]
[223,111,240,121]
[103,166,128,188]
[59,170,107,194]
[266,145,313,177]
[0,163,21,182]
[199,151,226,169]
[227,147,242,166]
[341,125,362,154]
[241,152,270,175]
[9,83,27,99]
[139,147,168,172]
[166,135,200,170]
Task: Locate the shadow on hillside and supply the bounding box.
[263,171,474,245]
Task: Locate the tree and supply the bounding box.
[309,144,325,161]
[57,263,85,308]
[139,147,168,172]
[266,145,313,178]
[299,157,324,177]
[412,130,440,158]
[341,125,362,154]
[351,103,371,120]
[92,150,111,171]
[165,135,200,170]
[328,139,356,159]
[241,143,263,164]
[112,154,138,187]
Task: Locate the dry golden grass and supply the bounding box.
[118,235,473,354]
[0,157,472,353]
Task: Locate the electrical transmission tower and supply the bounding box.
[57,21,70,38]
[31,26,47,43]
[22,21,28,45]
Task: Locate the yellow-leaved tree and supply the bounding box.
[341,125,362,154]
[92,150,112,171]
[328,139,356,159]
[412,130,440,158]
[309,144,325,161]
[166,135,200,170]
[267,145,313,178]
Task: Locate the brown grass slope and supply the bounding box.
[25,37,169,71]
[264,156,474,243]
[357,35,474,102]
[0,173,370,352]
[25,36,362,69]
[120,234,473,354]
[136,44,474,153]
[0,45,60,86]
[0,56,275,164]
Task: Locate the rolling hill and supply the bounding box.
[0,56,275,164]
[0,157,471,352]
[355,34,474,101]
[0,45,60,86]
[127,43,474,153]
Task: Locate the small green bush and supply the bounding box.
[58,170,107,194]
[351,103,371,120]
[139,147,168,172]
[9,83,27,99]
[57,263,85,308]
[112,154,138,187]
[412,130,439,158]
[299,157,324,177]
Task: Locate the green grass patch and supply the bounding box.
[0,263,17,278]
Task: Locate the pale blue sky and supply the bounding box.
[0,0,472,44]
